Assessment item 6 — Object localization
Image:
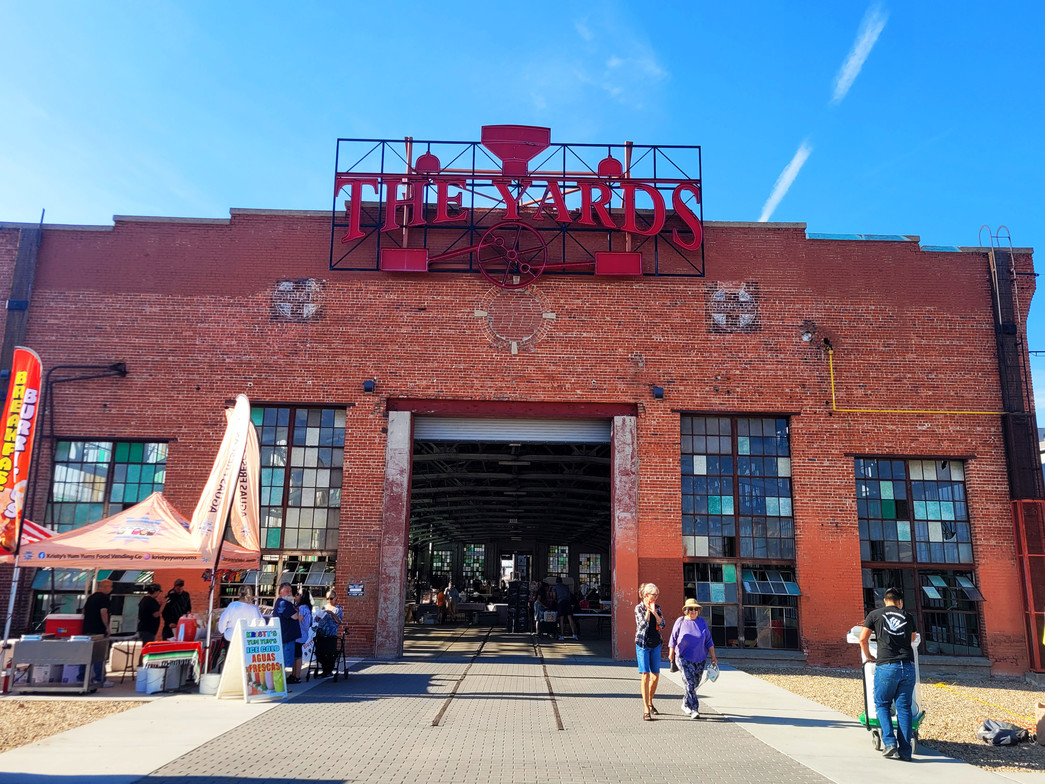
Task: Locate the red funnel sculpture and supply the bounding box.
[481,125,551,177]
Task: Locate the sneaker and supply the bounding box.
[558,636,564,641]
[681,702,689,714]
[572,635,578,640]
[101,681,115,688]
[882,744,899,759]
[690,709,700,719]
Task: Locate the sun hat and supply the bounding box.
[682,598,702,611]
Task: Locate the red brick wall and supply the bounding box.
[12,213,1034,670]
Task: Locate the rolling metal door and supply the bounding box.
[413,416,611,443]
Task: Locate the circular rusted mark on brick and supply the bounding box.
[475,287,556,354]
[272,278,325,321]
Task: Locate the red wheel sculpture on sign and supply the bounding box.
[477,221,548,290]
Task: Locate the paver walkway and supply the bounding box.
[0,624,1037,784]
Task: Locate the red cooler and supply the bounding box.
[175,617,198,642]
[44,614,84,637]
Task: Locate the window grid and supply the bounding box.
[682,416,794,560]
[856,458,972,565]
[862,567,983,656]
[547,545,569,577]
[681,415,800,651]
[431,549,452,579]
[47,441,167,532]
[254,406,346,551]
[578,553,601,593]
[462,544,485,583]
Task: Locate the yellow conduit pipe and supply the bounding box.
[827,348,1005,416]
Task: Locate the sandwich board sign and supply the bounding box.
[215,618,287,702]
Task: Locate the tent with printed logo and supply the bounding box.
[18,492,259,570]
[0,519,57,564]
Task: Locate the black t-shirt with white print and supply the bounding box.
[862,605,917,665]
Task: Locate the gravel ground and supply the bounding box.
[0,700,144,754]
[744,666,1045,774]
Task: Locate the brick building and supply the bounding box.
[0,169,1040,673]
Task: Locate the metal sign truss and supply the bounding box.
[329,126,703,289]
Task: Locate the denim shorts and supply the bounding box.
[636,644,662,674]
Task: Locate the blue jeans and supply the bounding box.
[873,660,916,757]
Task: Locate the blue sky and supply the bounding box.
[2,2,1044,401]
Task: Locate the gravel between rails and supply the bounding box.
[743,666,1045,774]
[0,700,145,754]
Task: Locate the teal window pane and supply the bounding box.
[128,443,143,462]
[882,499,895,519]
[926,501,941,520]
[880,481,894,500]
[723,564,737,582]
[766,497,779,516]
[110,484,124,503]
[722,496,734,515]
[941,502,955,521]
[897,521,911,541]
[914,501,927,520]
[114,442,129,462]
[738,437,750,455]
[780,498,792,516]
[265,528,282,548]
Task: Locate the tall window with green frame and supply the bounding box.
[680,415,800,650]
[547,545,569,578]
[855,457,985,655]
[47,441,168,532]
[254,406,346,551]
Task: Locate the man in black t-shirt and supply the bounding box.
[137,583,165,644]
[82,579,114,688]
[859,588,918,761]
[162,578,192,639]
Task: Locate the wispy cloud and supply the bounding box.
[574,18,594,42]
[759,141,813,222]
[831,3,888,104]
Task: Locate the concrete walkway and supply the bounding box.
[0,627,1038,784]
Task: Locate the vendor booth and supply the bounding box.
[9,492,259,693]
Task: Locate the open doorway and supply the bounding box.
[404,432,612,649]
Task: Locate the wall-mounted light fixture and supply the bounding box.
[652,385,665,400]
[362,379,376,393]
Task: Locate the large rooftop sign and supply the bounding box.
[330,126,703,288]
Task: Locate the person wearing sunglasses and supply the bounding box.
[634,583,666,721]
[668,598,717,718]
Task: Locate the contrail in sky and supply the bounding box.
[759,141,812,222]
[832,3,888,104]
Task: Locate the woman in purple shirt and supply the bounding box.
[668,598,718,718]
